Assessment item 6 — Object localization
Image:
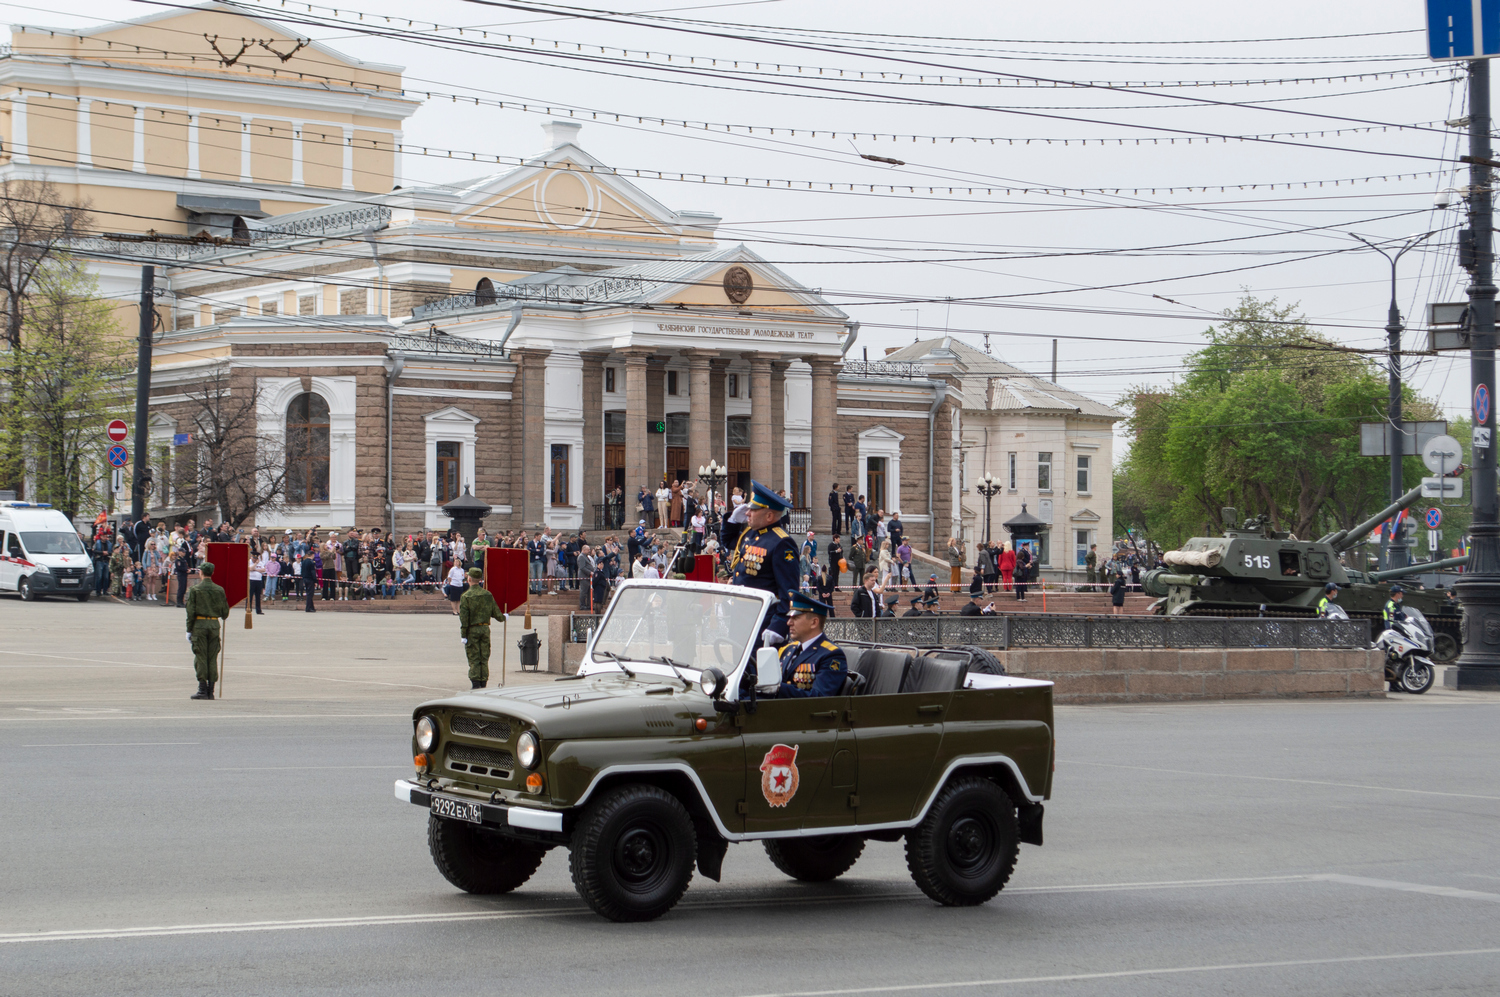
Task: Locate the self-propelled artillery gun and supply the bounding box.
[1141,486,1467,661]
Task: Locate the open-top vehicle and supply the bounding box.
[395,579,1055,921]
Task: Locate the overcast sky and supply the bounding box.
[24,0,1476,437]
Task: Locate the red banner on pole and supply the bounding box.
[685,553,717,583]
[484,546,529,614]
[205,542,249,608]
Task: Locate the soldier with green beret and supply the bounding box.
[186,561,229,700]
[458,566,503,688]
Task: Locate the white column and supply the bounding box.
[341,125,354,190]
[10,92,29,164]
[239,116,252,182]
[75,99,92,167]
[132,105,145,172]
[291,120,303,186]
[186,112,199,178]
[392,129,404,188]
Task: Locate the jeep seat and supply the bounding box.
[900,655,968,693]
[854,649,911,696]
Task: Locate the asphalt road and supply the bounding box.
[4,598,1500,996]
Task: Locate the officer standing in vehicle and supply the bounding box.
[774,591,847,698]
[1317,582,1340,617]
[1384,585,1407,625]
[459,566,503,688]
[185,561,229,700]
[728,480,801,646]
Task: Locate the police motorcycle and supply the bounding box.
[1321,601,1434,693]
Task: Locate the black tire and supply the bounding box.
[427,815,546,894]
[904,776,1019,907]
[1433,632,1459,663]
[569,784,696,922]
[763,835,865,882]
[76,592,90,603]
[1399,660,1435,695]
[19,577,36,601]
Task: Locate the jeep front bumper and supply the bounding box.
[395,779,565,834]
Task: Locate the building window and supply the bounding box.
[436,442,460,504]
[727,373,739,398]
[1037,452,1052,492]
[475,277,496,306]
[667,370,678,395]
[726,416,750,448]
[866,457,887,513]
[1076,454,1091,493]
[1076,529,1091,568]
[605,367,616,393]
[665,412,689,447]
[285,392,330,503]
[1007,452,1016,490]
[550,444,570,505]
[604,411,626,444]
[789,452,807,510]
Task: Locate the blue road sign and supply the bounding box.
[172,432,192,446]
[1426,507,1443,529]
[1428,0,1500,60]
[107,445,129,468]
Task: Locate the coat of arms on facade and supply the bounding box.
[723,265,754,304]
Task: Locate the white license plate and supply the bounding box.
[59,579,78,585]
[431,795,482,823]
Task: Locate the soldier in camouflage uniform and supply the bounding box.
[458,566,503,688]
[185,561,229,700]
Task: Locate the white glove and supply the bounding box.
[185,633,192,643]
[761,628,785,647]
[460,638,468,645]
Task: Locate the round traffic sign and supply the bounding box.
[106,419,128,443]
[1476,383,1491,425]
[1425,507,1442,530]
[1421,434,1463,474]
[107,445,129,468]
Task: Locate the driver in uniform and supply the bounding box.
[774,591,847,698]
[727,480,801,648]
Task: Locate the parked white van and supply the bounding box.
[0,501,94,601]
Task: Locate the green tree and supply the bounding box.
[0,254,129,519]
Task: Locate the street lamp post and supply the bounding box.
[697,459,726,543]
[1350,230,1434,572]
[976,471,1002,545]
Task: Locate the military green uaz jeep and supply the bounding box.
[395,579,1055,922]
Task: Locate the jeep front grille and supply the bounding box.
[445,742,515,778]
[450,715,513,741]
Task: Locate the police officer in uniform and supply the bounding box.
[774,591,848,698]
[728,480,802,647]
[1383,584,1407,626]
[1316,582,1340,617]
[459,566,504,688]
[185,561,229,700]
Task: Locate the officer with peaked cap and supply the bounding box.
[728,480,802,646]
[186,561,229,700]
[774,591,848,698]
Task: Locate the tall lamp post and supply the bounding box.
[697,459,726,542]
[976,471,1002,545]
[1350,229,1434,571]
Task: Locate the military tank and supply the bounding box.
[1141,485,1467,662]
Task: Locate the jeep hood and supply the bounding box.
[415,674,712,740]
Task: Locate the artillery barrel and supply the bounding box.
[1364,555,1470,582]
[1319,485,1427,550]
[1141,571,1208,598]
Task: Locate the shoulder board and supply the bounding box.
[820,639,838,650]
[772,527,790,539]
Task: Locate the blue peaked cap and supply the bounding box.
[788,590,833,617]
[748,479,793,514]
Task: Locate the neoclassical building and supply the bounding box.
[2,3,1117,564]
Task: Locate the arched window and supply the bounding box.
[285,393,330,503]
[475,277,497,306]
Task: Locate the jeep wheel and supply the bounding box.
[904,776,1019,907]
[569,784,696,922]
[763,835,865,882]
[428,815,547,894]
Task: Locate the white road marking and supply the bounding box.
[1062,759,1500,802]
[0,651,448,691]
[1314,874,1500,904]
[0,713,411,724]
[732,948,1500,997]
[211,765,409,771]
[23,742,200,748]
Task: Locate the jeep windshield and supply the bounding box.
[587,584,765,679]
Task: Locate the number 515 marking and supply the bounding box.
[1243,554,1271,569]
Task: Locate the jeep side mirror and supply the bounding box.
[699,666,726,699]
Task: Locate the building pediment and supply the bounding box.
[1070,507,1102,522]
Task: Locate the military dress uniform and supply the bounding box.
[728,481,802,643]
[458,567,503,687]
[774,592,848,698]
[185,562,229,699]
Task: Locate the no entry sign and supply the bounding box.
[106,419,128,443]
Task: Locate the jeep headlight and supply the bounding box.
[517,731,540,770]
[414,715,437,752]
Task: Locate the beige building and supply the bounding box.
[3,4,1111,557]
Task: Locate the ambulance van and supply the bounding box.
[0,501,94,601]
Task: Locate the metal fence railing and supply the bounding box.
[565,612,1371,648]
